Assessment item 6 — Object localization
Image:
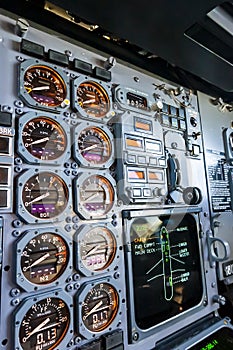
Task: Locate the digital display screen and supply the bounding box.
[148,171,163,182]
[0,167,9,185]
[130,213,203,329]
[135,118,152,132]
[0,137,10,155]
[128,169,145,181]
[230,133,233,150]
[0,190,8,207]
[188,327,233,349]
[145,139,161,153]
[126,92,148,110]
[126,136,143,149]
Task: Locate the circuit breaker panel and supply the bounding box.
[0,11,231,350]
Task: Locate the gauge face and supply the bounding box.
[19,297,70,350]
[23,65,67,107]
[77,81,110,117]
[79,175,114,217]
[21,233,69,285]
[22,172,69,219]
[81,283,118,332]
[77,127,112,165]
[79,227,116,272]
[22,117,67,160]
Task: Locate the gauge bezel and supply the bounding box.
[74,171,117,220]
[16,169,72,224]
[14,290,73,350]
[19,59,70,112]
[76,279,122,337]
[71,76,114,121]
[74,223,120,276]
[15,228,72,292]
[17,111,71,165]
[73,121,114,168]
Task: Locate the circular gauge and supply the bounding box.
[23,65,67,107]
[22,117,67,161]
[21,232,69,285]
[77,81,110,117]
[79,175,114,218]
[22,172,69,219]
[19,297,70,350]
[81,282,119,332]
[77,127,112,165]
[79,227,116,272]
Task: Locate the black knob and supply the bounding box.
[183,187,202,205]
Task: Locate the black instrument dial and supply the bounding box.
[22,117,67,160]
[77,81,110,117]
[79,175,114,218]
[81,282,118,332]
[77,127,112,165]
[79,227,116,272]
[19,297,70,350]
[22,172,69,219]
[21,233,69,285]
[23,65,67,107]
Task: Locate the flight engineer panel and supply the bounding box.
[0,11,233,350]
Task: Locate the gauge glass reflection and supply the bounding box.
[79,175,114,217]
[22,172,69,219]
[78,127,112,165]
[23,65,67,107]
[22,117,67,160]
[77,81,110,117]
[19,297,70,350]
[21,233,69,284]
[81,283,118,332]
[79,227,116,272]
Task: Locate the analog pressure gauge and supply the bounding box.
[19,60,69,110]
[81,282,119,332]
[76,226,117,273]
[17,297,70,350]
[74,124,114,167]
[20,232,69,285]
[72,78,112,119]
[19,171,69,221]
[76,174,115,219]
[19,114,68,163]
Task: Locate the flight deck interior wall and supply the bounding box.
[0,10,233,350]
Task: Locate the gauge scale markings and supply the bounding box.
[23,65,67,107]
[20,232,69,285]
[76,81,110,117]
[22,172,69,219]
[22,117,67,161]
[81,282,119,332]
[18,297,70,350]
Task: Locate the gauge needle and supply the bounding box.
[25,252,50,270]
[81,144,105,153]
[80,144,97,153]
[24,317,50,340]
[83,99,96,105]
[83,300,103,320]
[84,244,102,258]
[27,192,50,205]
[32,86,50,91]
[28,137,50,146]
[84,192,100,202]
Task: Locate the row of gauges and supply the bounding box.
[16,227,119,290]
[19,59,114,119]
[17,112,114,167]
[14,282,121,349]
[17,170,116,221]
